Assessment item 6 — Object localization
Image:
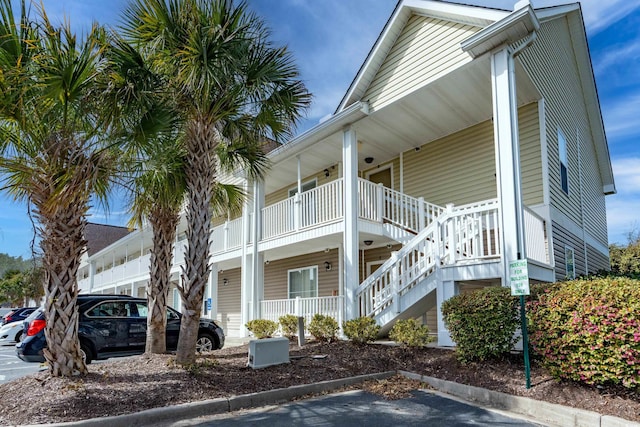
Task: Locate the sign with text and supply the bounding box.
[509,259,530,296]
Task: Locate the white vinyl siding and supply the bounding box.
[402,116,496,206]
[363,15,480,111]
[519,103,544,206]
[518,17,608,248]
[263,250,340,301]
[216,268,242,337]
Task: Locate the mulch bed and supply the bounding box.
[0,341,638,425]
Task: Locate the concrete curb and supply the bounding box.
[24,371,396,427]
[398,371,640,427]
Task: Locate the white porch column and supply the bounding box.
[342,126,359,320]
[208,265,218,320]
[240,180,253,336]
[436,279,458,346]
[251,180,265,320]
[88,261,96,293]
[491,46,527,283]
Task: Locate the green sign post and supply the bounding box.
[509,259,531,389]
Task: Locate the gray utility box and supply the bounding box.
[247,337,290,369]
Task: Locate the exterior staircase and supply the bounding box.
[357,199,501,333]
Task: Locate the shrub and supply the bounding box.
[528,276,640,388]
[245,319,278,339]
[343,317,380,345]
[279,314,302,339]
[441,286,519,363]
[389,318,432,348]
[308,314,339,342]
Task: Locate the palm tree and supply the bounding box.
[120,0,311,364]
[103,34,253,355]
[0,1,117,376]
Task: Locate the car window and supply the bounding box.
[167,308,180,320]
[134,303,148,318]
[86,301,132,318]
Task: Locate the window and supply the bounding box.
[86,301,132,317]
[558,129,569,194]
[565,246,575,279]
[288,179,316,197]
[288,266,318,299]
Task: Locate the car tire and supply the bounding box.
[196,333,216,353]
[14,330,22,343]
[80,341,94,365]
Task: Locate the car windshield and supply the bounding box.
[24,307,43,322]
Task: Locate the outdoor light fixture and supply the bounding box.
[364,157,374,164]
[324,168,330,177]
[364,240,373,246]
[324,261,332,271]
[223,278,228,286]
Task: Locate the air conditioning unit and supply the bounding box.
[247,337,290,369]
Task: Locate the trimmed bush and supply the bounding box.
[441,286,519,363]
[308,314,339,342]
[389,318,432,348]
[279,314,301,339]
[343,317,380,345]
[528,276,640,388]
[245,319,278,339]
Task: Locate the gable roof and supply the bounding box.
[336,0,615,194]
[336,0,508,112]
[85,223,133,256]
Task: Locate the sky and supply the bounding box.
[1,0,639,258]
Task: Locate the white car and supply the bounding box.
[0,321,24,345]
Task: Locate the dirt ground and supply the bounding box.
[0,341,638,425]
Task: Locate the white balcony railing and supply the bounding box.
[358,180,445,234]
[260,296,344,333]
[262,179,344,239]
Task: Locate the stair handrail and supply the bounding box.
[357,198,501,318]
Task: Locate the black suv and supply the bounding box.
[16,294,224,363]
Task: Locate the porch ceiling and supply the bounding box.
[264,55,540,194]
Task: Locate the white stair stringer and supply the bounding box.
[375,273,438,335]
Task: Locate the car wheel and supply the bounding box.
[14,330,22,343]
[196,333,216,353]
[80,342,94,365]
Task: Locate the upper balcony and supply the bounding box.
[81,176,550,291]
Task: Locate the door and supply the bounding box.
[366,166,393,221]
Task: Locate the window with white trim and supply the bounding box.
[565,246,575,279]
[288,266,318,299]
[558,129,569,194]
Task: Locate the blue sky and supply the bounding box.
[1,0,639,258]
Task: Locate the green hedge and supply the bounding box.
[441,286,519,363]
[279,314,301,339]
[528,276,640,388]
[308,314,338,342]
[389,318,432,348]
[245,319,278,339]
[343,317,380,345]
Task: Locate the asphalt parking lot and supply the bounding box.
[161,389,544,427]
[0,343,44,384]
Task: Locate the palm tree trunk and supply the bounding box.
[39,205,88,376]
[176,118,218,364]
[146,207,179,354]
